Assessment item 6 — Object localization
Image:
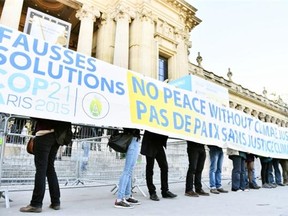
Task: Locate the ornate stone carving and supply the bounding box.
[139,8,156,23]
[243,107,250,114]
[76,4,100,22]
[112,4,135,23]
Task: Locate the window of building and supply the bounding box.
[158,56,168,81]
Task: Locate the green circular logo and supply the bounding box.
[89,98,102,117]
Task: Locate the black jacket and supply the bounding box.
[140,130,168,158]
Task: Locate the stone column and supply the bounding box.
[96,13,116,64]
[175,28,190,78]
[0,0,24,29]
[130,8,156,76]
[76,4,100,56]
[112,4,135,68]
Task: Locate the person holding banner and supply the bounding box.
[227,148,248,192]
[185,141,210,197]
[114,128,141,209]
[20,118,61,213]
[140,130,177,201]
[208,145,229,194]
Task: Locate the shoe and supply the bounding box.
[196,189,210,196]
[242,189,249,192]
[269,183,277,188]
[249,184,261,189]
[185,191,199,197]
[126,197,141,205]
[262,183,272,188]
[150,193,160,201]
[210,189,220,194]
[277,183,285,186]
[114,199,134,209]
[20,205,42,213]
[231,188,242,192]
[49,204,60,210]
[217,188,228,193]
[162,191,177,198]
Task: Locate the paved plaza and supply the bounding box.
[1,179,288,216]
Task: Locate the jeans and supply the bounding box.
[145,147,169,195]
[117,137,139,199]
[30,133,60,208]
[209,146,223,189]
[280,159,288,184]
[269,159,282,184]
[185,143,206,192]
[81,142,90,171]
[260,159,272,184]
[230,155,246,190]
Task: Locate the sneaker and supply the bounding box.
[185,191,199,197]
[126,197,141,205]
[217,188,228,193]
[196,189,210,196]
[49,204,60,210]
[20,205,42,213]
[114,199,134,209]
[162,191,177,198]
[210,189,220,194]
[277,183,285,186]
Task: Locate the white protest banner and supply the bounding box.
[0,24,287,158]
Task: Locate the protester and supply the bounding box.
[185,141,209,197]
[114,128,141,209]
[20,118,61,213]
[208,145,228,194]
[140,130,177,201]
[245,154,261,189]
[227,148,248,192]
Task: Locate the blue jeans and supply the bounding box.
[81,142,90,171]
[230,155,246,190]
[269,159,282,184]
[117,137,139,199]
[209,146,224,189]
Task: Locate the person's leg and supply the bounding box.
[231,155,241,191]
[47,139,60,206]
[209,148,217,189]
[117,138,139,200]
[280,159,288,184]
[185,145,198,193]
[30,133,54,208]
[195,147,206,191]
[123,139,139,198]
[240,157,247,190]
[273,159,282,185]
[215,149,224,189]
[145,156,156,195]
[260,160,268,185]
[155,147,169,194]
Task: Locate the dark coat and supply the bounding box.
[140,130,168,158]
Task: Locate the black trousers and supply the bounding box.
[145,147,169,195]
[30,133,60,207]
[185,144,206,192]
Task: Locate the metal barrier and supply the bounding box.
[0,114,232,208]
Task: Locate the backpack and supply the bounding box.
[54,121,72,146]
